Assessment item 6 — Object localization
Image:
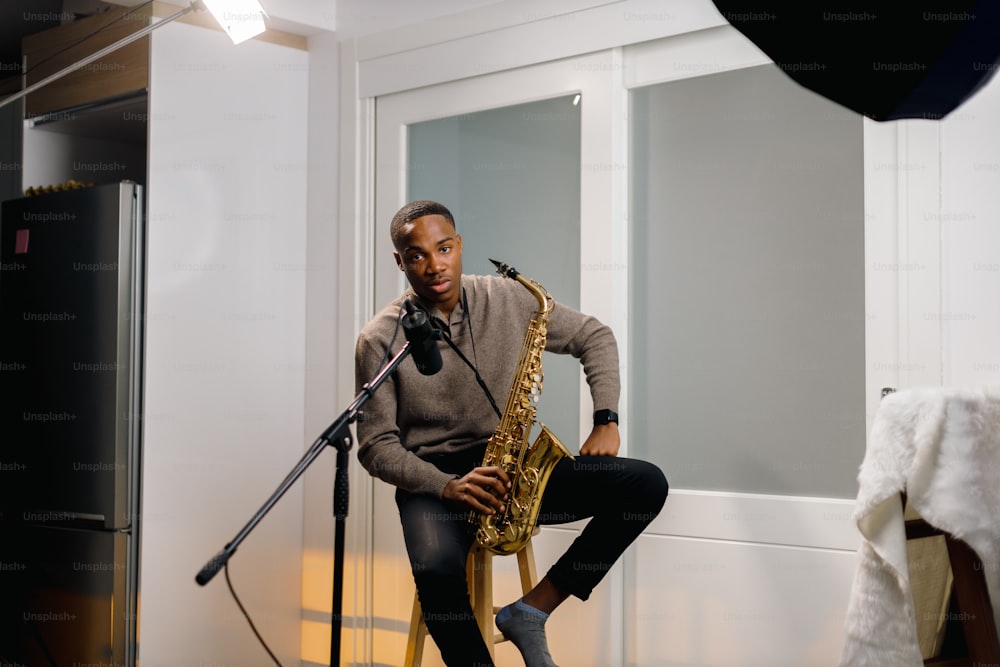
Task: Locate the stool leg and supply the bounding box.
[470,548,495,659]
[404,593,426,667]
[492,536,541,645]
[517,537,539,594]
[407,539,541,664]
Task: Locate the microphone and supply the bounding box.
[402,300,443,375]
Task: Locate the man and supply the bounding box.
[355,200,668,667]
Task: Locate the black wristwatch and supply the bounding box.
[593,409,619,426]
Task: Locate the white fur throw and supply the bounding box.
[839,387,1000,666]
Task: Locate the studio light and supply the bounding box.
[200,0,268,45]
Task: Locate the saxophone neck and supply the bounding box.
[518,274,553,315]
[490,258,552,315]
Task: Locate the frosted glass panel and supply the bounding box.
[408,95,582,445]
[629,65,865,498]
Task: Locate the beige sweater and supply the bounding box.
[355,274,620,497]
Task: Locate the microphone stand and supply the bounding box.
[195,340,417,667]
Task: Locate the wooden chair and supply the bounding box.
[403,532,539,667]
[903,495,1000,666]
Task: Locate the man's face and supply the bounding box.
[393,214,464,315]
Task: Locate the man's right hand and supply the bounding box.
[442,466,511,514]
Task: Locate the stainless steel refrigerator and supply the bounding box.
[0,181,144,666]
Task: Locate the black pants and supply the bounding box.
[396,446,668,667]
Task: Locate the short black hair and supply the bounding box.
[390,200,456,249]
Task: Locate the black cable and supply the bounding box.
[436,330,503,420]
[377,302,407,372]
[224,562,283,667]
[457,287,502,418]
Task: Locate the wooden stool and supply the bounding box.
[403,533,539,667]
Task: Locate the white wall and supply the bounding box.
[140,20,308,666]
[941,78,1000,387]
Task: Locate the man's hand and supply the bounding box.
[442,466,511,514]
[579,422,620,456]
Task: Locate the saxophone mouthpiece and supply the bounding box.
[489,258,519,280]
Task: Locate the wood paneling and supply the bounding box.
[22,4,151,117]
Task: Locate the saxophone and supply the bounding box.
[472,259,575,555]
